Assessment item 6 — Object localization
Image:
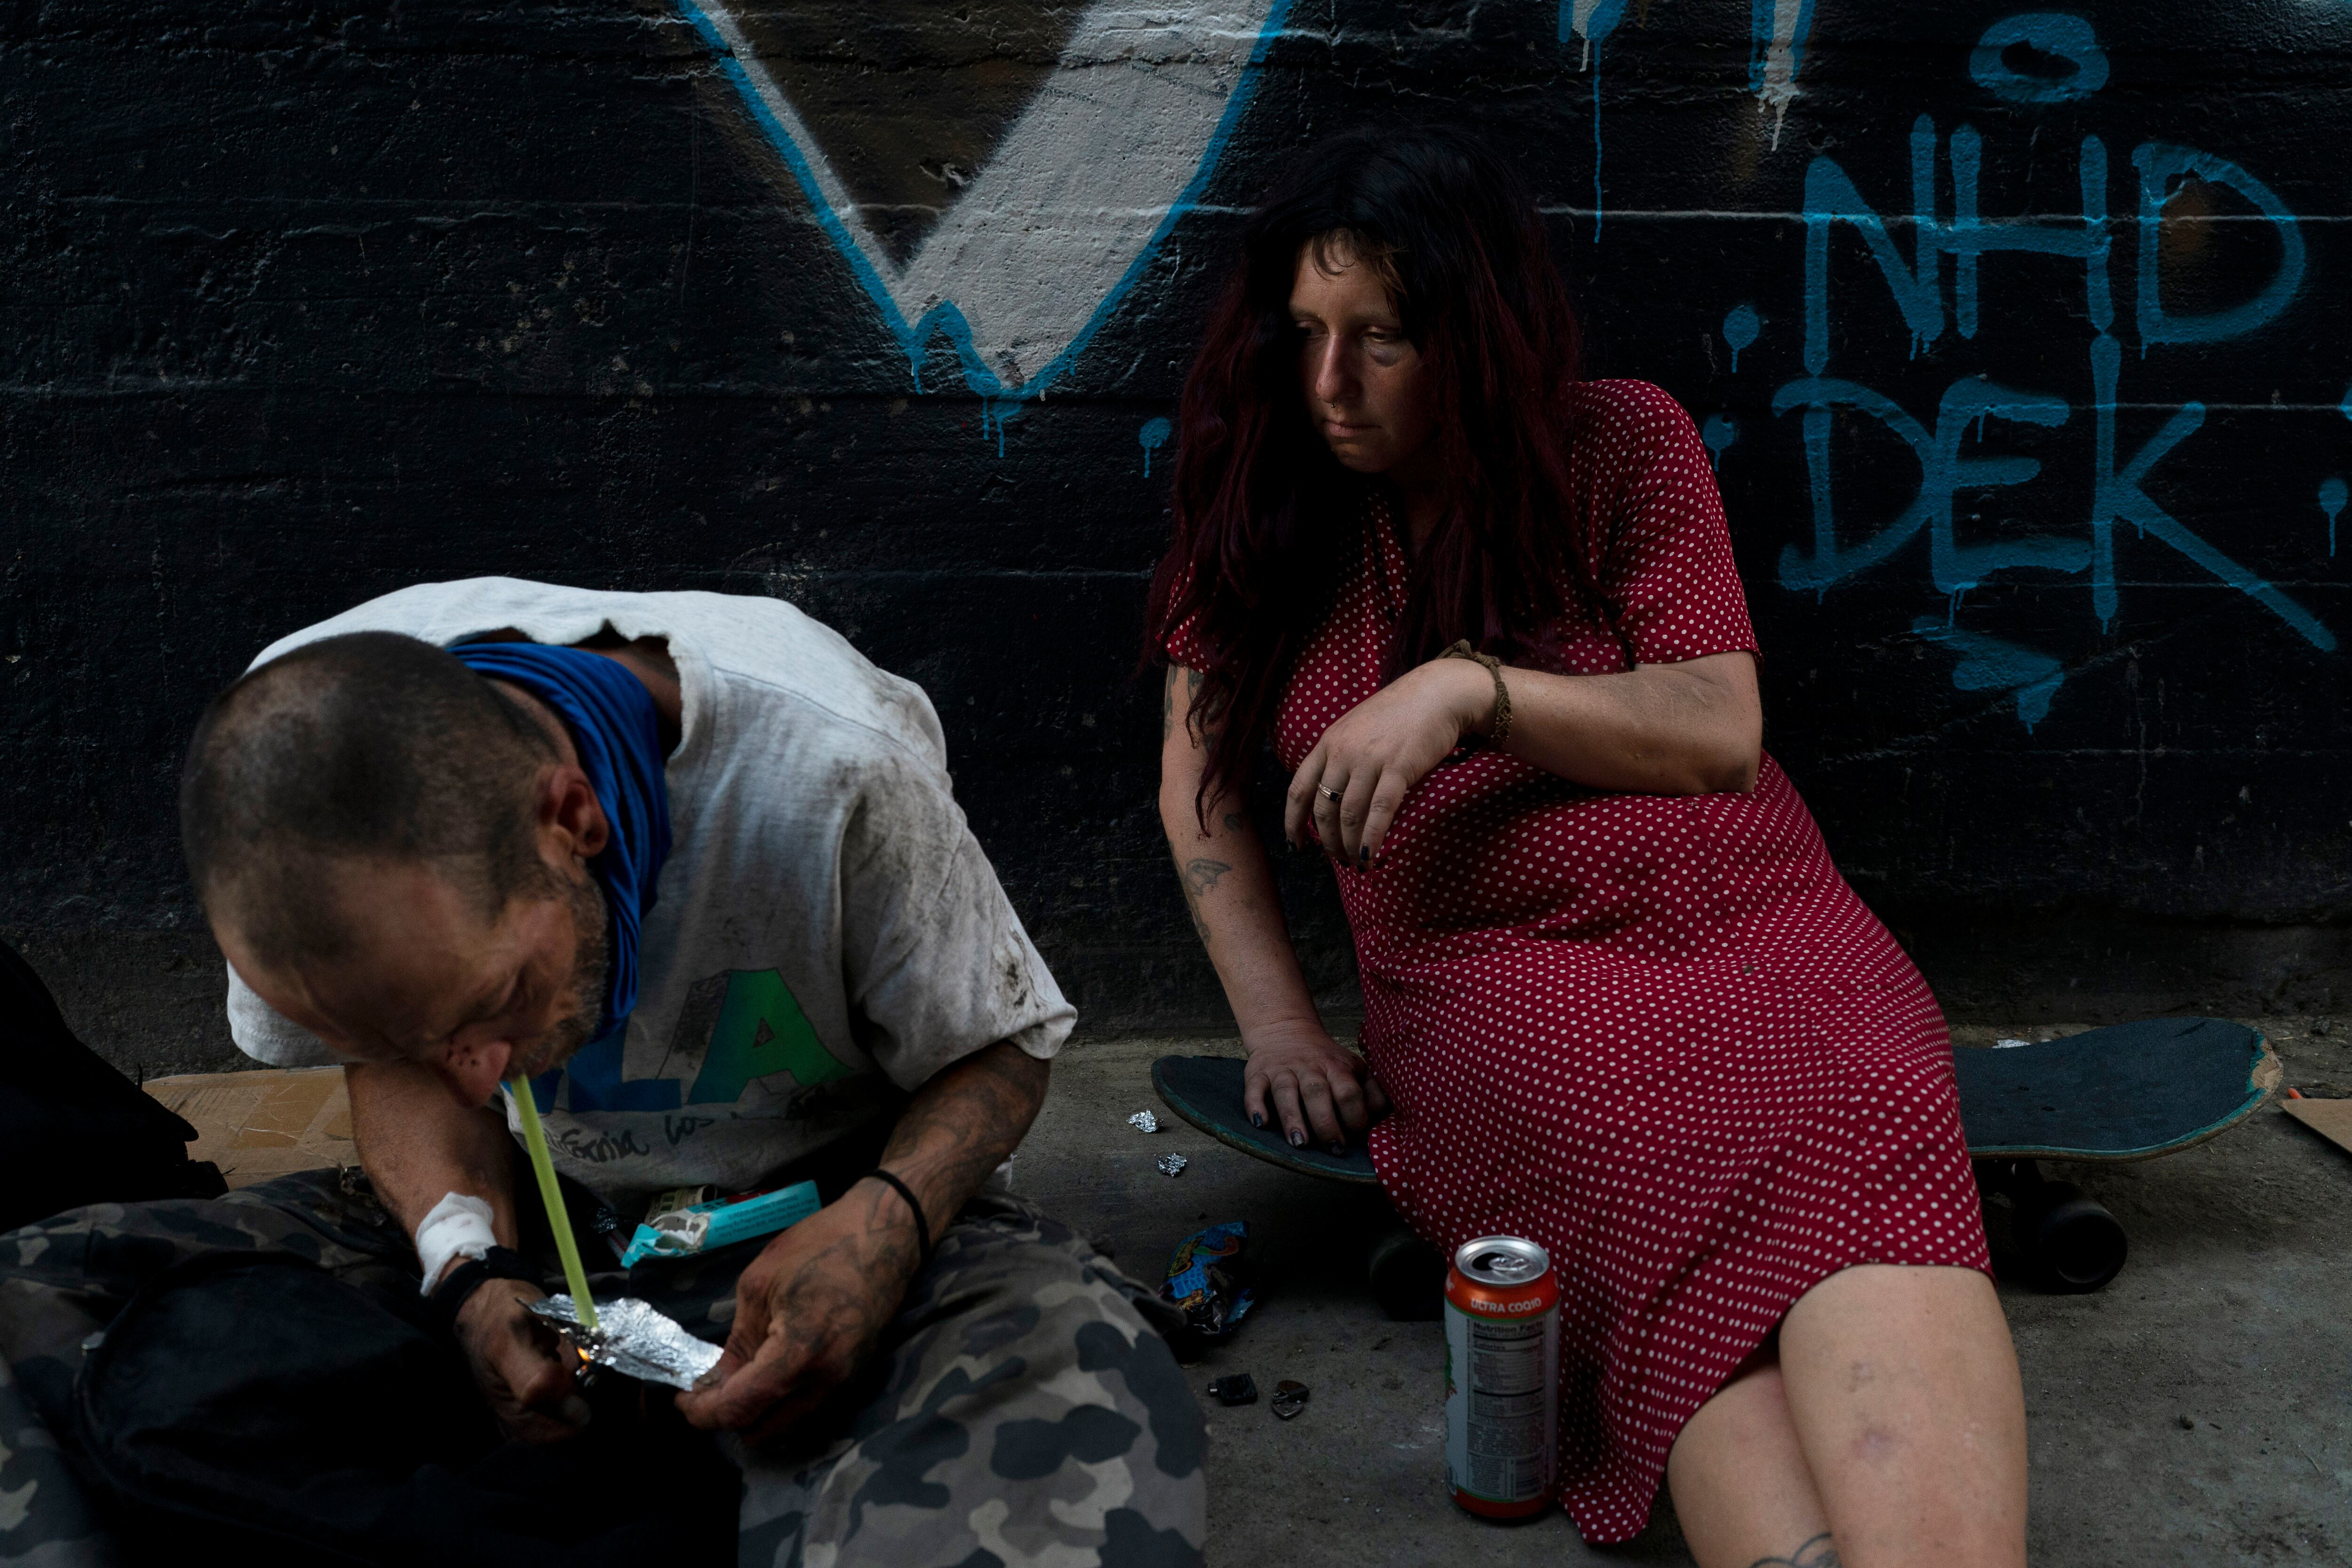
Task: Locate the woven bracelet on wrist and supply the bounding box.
[1439,639,1513,746]
[864,1169,934,1263]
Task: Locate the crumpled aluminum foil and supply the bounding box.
[1156,1153,1189,1178]
[527,1294,724,1391]
[1127,1109,1160,1134]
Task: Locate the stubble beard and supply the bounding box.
[508,870,611,1082]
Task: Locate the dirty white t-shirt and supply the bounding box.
[224,577,1074,1209]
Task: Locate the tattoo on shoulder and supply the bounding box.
[1221,812,1247,834]
[1748,1535,1839,1568]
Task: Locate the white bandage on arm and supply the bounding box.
[414,1192,498,1297]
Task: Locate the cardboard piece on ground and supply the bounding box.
[145,1067,352,1188]
[2282,1097,2352,1159]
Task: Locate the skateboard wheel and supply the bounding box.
[2020,1181,2128,1292]
[1367,1224,1445,1321]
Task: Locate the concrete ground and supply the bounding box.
[1017,1027,2352,1567]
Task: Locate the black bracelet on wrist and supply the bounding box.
[862,1169,933,1264]
[430,1244,542,1331]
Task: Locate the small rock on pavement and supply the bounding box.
[1208,1374,1258,1406]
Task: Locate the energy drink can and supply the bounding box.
[1443,1234,1561,1518]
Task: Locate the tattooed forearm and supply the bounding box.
[879,1040,1047,1237]
[1747,1534,1839,1568]
[1172,852,1232,949]
[1181,858,1232,898]
[1162,665,1177,742]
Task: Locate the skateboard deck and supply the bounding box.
[1153,1016,2278,1182]
[1951,1017,2278,1161]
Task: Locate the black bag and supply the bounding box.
[0,937,225,1234]
[72,1251,738,1565]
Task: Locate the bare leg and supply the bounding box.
[1779,1263,2026,1568]
[1667,1347,1837,1568]
[1667,1264,2026,1568]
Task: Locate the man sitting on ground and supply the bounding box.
[0,578,1202,1567]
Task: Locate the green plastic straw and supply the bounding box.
[508,1075,599,1333]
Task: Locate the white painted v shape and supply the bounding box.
[675,0,1289,416]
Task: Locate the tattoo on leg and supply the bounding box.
[1747,1534,1839,1568]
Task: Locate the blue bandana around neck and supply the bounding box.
[448,642,674,1115]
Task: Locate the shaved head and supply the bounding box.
[179,631,558,967]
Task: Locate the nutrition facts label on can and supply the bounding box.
[1446,1309,1557,1503]
[1469,1320,1546,1397]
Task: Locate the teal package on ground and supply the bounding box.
[621,1180,820,1266]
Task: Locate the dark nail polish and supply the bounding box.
[1288,1128,1305,1147]
[1327,1140,1345,1156]
[1250,1112,1264,1128]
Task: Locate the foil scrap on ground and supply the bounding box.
[1128,1109,1160,1134]
[527,1294,723,1391]
[1156,1153,1189,1177]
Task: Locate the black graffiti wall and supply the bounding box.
[5,0,2348,1042]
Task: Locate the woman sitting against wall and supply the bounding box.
[1147,126,2027,1567]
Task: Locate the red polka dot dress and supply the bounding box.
[1169,381,1991,1542]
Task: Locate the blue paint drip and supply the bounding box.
[669,0,1296,438]
[1969,13,2109,103]
[1912,617,2065,732]
[1139,416,1173,478]
[1723,304,1761,373]
[1701,414,1738,472]
[2321,477,2347,558]
[1591,49,1605,239]
[1563,2,1626,240]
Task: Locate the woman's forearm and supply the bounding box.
[1467,651,1762,796]
[1159,667,1324,1032]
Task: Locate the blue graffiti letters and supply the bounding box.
[1780,74,2333,724]
[1774,377,2080,600]
[2131,144,2306,350]
[1802,117,1944,371]
[1969,14,2109,104]
[2085,334,2332,649]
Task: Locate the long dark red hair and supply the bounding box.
[1144,125,1590,819]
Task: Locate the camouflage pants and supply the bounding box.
[0,1170,1205,1568]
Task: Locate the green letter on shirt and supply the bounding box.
[686,969,852,1105]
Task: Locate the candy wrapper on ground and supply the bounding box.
[1159,1220,1255,1343]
